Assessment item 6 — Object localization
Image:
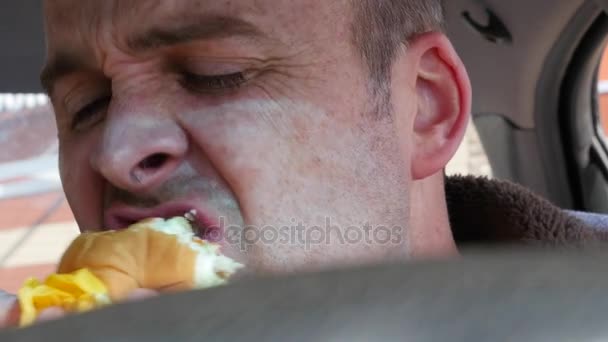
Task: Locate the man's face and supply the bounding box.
[43,0,417,275]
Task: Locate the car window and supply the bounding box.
[445,122,493,177]
[598,46,608,137]
[0,94,78,293]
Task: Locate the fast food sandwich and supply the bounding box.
[17,214,243,326]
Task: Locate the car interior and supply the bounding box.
[3,0,608,340]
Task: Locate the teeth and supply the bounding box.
[183,210,207,238]
[184,209,197,222]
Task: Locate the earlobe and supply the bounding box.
[409,33,472,180]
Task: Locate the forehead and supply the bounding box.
[43,0,350,49]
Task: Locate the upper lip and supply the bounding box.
[104,201,218,237]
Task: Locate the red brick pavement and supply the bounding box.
[0,192,74,232]
[0,263,56,294]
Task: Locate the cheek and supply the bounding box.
[59,137,104,231]
[178,98,410,272]
[178,100,337,219]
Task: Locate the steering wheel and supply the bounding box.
[2,247,608,341]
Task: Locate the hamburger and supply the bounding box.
[18,214,243,326]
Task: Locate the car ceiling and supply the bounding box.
[445,0,587,130]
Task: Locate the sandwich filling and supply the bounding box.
[137,216,243,287]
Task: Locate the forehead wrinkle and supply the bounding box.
[42,0,352,95]
[43,0,112,92]
[89,0,284,58]
[126,15,266,52]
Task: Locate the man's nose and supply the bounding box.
[91,115,188,192]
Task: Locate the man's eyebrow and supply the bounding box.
[127,15,265,51]
[40,52,87,96]
[39,16,264,95]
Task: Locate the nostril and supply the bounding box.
[130,152,176,186]
[139,153,169,170]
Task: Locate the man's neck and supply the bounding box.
[408,173,459,259]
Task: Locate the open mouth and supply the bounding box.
[183,209,220,241]
[104,204,221,241]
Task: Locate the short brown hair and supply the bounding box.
[352,0,445,115]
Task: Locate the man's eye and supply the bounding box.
[181,72,247,93]
[71,96,111,131]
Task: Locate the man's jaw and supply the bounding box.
[103,201,222,241]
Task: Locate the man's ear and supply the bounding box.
[407,32,472,180]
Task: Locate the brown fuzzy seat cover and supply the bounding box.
[445,175,608,248]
